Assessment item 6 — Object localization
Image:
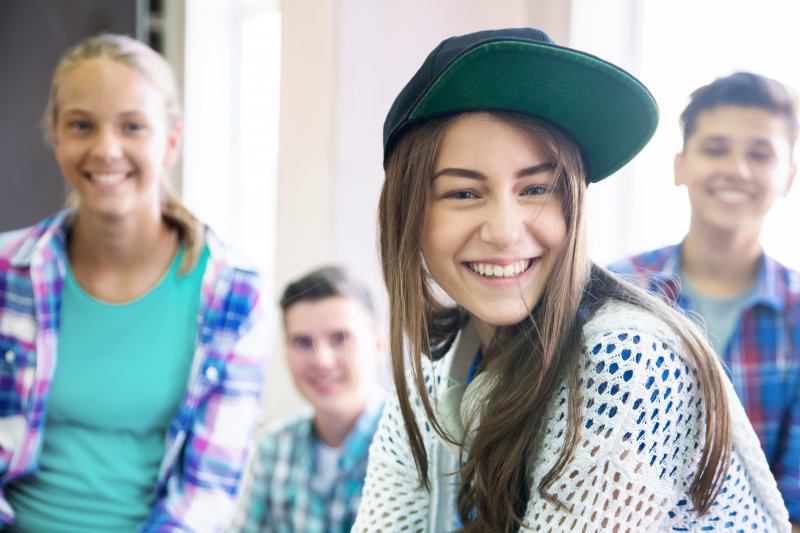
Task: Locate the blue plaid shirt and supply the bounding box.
[0,210,270,531]
[230,391,385,533]
[610,244,800,521]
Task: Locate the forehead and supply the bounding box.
[436,112,549,167]
[690,105,794,146]
[56,58,163,113]
[284,296,373,333]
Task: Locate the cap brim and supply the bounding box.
[407,40,658,182]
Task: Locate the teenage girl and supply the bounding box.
[352,27,789,532]
[0,34,267,531]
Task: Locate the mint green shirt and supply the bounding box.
[7,245,209,532]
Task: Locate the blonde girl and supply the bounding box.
[353,28,789,532]
[0,34,267,531]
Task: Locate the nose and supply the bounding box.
[311,342,337,368]
[722,152,754,181]
[479,199,525,249]
[90,126,124,160]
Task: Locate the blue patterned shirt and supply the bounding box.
[610,244,800,521]
[230,391,385,532]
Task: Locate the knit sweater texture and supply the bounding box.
[352,301,790,532]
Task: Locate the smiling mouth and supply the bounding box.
[467,259,533,278]
[712,190,752,203]
[85,172,130,185]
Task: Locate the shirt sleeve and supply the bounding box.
[141,287,271,533]
[520,330,704,530]
[523,328,788,531]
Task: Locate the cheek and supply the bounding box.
[421,209,459,261]
[533,207,568,252]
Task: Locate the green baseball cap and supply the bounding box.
[382,28,659,182]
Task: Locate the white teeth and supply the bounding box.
[91,172,126,185]
[715,190,750,203]
[469,259,531,278]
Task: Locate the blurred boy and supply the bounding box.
[230,266,385,532]
[611,72,799,525]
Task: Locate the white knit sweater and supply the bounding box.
[352,302,790,532]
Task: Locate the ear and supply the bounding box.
[163,121,183,168]
[673,152,685,187]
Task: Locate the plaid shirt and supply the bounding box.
[0,210,270,532]
[610,243,800,521]
[229,391,385,533]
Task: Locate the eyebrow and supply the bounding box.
[432,161,555,180]
[60,108,146,119]
[699,135,778,149]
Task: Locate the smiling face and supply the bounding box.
[51,57,181,223]
[284,296,381,421]
[675,105,796,237]
[421,113,567,336]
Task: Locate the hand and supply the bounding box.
[792,521,800,533]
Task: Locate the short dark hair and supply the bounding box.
[279,265,375,316]
[680,72,798,147]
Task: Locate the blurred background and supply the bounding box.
[2,0,799,423]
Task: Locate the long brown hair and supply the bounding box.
[379,111,732,532]
[45,33,203,274]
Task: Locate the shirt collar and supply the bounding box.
[336,389,386,471]
[672,242,785,312]
[10,210,72,268]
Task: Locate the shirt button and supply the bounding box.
[4,350,14,363]
[205,366,219,382]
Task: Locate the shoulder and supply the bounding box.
[572,302,706,482]
[202,227,265,310]
[607,245,679,277]
[579,301,698,414]
[764,255,800,303]
[583,300,681,347]
[253,409,314,453]
[0,212,70,266]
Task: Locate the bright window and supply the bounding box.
[182,0,280,285]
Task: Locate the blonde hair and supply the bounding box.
[379,111,732,532]
[46,33,203,274]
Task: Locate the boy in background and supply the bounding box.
[611,72,799,526]
[230,266,385,532]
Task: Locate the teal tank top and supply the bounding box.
[6,244,209,532]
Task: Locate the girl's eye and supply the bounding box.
[522,185,550,196]
[443,190,478,200]
[69,121,92,133]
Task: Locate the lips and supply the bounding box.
[85,171,131,185]
[711,189,752,203]
[467,259,533,278]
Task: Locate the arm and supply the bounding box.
[142,289,271,533]
[522,330,695,530]
[352,386,434,532]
